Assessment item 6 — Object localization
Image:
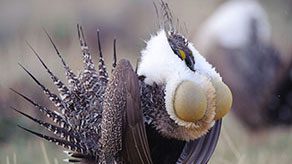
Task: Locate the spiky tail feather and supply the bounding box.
[14,25,117,163]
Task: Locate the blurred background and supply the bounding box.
[0,0,291,163]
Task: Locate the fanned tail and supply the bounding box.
[14,26,122,163]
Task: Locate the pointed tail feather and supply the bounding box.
[63,158,81,163]
[13,107,80,144]
[10,88,71,130]
[43,27,84,92]
[26,41,72,103]
[96,30,109,84]
[18,125,85,153]
[77,24,96,71]
[112,39,117,70]
[18,63,72,115]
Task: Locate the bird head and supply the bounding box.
[138,27,232,139]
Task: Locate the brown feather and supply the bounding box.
[121,59,153,164]
[100,59,152,163]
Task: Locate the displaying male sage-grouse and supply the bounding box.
[195,0,286,130]
[12,1,232,164]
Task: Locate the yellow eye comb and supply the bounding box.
[178,49,186,60]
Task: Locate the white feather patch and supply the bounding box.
[138,30,183,85]
[138,29,218,128]
[188,43,222,81]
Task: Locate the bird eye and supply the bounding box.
[176,49,195,71]
[167,33,195,71]
[178,49,186,60]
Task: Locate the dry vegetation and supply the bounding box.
[2,116,292,164]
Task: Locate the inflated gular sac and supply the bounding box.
[174,80,207,122]
[211,79,233,120]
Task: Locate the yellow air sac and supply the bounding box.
[212,79,233,120]
[174,81,207,122]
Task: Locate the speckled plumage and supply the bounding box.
[14,26,114,163]
[99,60,127,163]
[13,1,225,164]
[14,25,156,163]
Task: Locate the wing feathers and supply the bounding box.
[177,119,222,164]
[121,59,153,164]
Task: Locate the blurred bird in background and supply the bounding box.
[12,1,232,163]
[195,0,292,131]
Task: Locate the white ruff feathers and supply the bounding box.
[138,29,222,130]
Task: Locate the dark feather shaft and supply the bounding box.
[77,25,95,71]
[97,30,108,84]
[26,41,71,103]
[10,88,70,130]
[43,28,81,90]
[65,159,81,163]
[18,125,84,153]
[13,107,80,144]
[18,63,69,115]
[112,39,117,70]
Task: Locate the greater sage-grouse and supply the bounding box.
[195,0,286,130]
[13,1,232,164]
